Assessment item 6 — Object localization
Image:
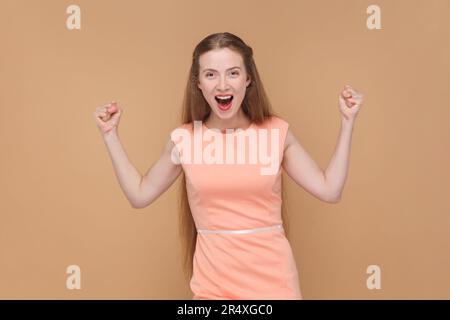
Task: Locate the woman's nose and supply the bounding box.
[217,75,229,90]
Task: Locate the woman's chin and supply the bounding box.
[212,106,236,119]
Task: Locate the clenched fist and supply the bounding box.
[339,85,364,121]
[93,101,122,135]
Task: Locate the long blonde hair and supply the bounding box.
[177,32,290,283]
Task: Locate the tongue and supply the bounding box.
[218,100,232,110]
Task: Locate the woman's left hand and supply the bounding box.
[339,84,364,121]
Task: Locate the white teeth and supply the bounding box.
[216,95,232,100]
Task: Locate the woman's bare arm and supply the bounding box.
[282,128,337,203]
[103,131,182,209]
[134,136,183,208]
[94,102,182,209]
[281,85,363,203]
[282,123,353,203]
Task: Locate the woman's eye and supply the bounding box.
[205,71,238,77]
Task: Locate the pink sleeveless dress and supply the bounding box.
[170,115,302,300]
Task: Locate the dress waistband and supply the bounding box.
[196,224,283,235]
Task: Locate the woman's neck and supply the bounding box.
[205,110,251,133]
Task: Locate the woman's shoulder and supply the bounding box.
[263,114,290,130]
[171,122,195,132]
[169,122,196,144]
[264,115,291,150]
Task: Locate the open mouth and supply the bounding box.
[215,95,234,111]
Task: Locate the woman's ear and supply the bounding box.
[246,76,251,87]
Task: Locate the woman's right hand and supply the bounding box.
[93,101,122,136]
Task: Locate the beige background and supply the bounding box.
[1,0,449,299]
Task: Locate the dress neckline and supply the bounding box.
[202,121,256,135]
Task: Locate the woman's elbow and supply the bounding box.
[130,200,143,209]
[130,195,156,209]
[129,197,147,209]
[323,191,342,203]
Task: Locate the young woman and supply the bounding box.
[93,32,364,300]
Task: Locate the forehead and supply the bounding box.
[199,48,244,71]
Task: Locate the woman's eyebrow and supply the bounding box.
[202,66,241,73]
